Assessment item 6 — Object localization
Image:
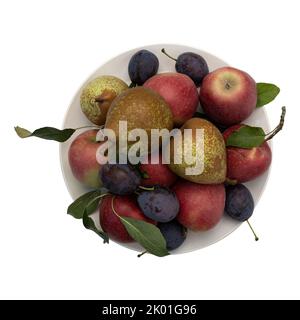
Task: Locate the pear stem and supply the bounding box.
[265,106,286,142]
[137,251,148,258]
[161,48,177,62]
[246,220,259,241]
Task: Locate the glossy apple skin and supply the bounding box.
[199,67,257,126]
[144,72,199,126]
[172,180,225,231]
[140,153,177,187]
[99,195,155,243]
[68,130,103,188]
[223,124,272,182]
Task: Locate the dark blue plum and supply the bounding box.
[128,50,159,85]
[225,184,254,221]
[162,48,209,86]
[176,52,209,86]
[158,220,187,250]
[100,163,141,195]
[137,187,179,223]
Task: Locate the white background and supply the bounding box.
[0,0,299,300]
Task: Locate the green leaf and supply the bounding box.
[67,190,104,219]
[226,125,265,148]
[83,212,109,244]
[256,83,280,108]
[15,126,75,142]
[14,126,32,138]
[119,217,169,257]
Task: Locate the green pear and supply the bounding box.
[168,118,226,184]
[80,75,128,125]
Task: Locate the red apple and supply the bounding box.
[223,125,272,182]
[68,130,103,188]
[173,180,225,231]
[143,72,199,126]
[99,195,155,243]
[199,67,257,126]
[140,153,177,187]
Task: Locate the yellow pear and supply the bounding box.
[168,118,226,184]
[80,75,128,125]
[105,87,173,140]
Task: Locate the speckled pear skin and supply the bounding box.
[80,76,128,125]
[168,118,226,184]
[105,87,173,140]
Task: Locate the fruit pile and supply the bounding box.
[15,47,285,257]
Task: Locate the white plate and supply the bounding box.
[59,44,271,254]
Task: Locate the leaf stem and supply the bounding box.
[265,106,286,141]
[161,48,177,62]
[111,196,119,217]
[137,251,148,258]
[246,220,259,241]
[85,193,109,215]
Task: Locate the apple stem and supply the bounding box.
[137,251,148,258]
[265,106,286,142]
[139,186,155,191]
[161,48,177,62]
[246,220,259,241]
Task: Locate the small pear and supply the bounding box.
[105,87,173,140]
[168,118,226,184]
[80,75,128,125]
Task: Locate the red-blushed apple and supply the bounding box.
[68,129,103,188]
[173,180,225,231]
[140,153,177,187]
[99,195,155,243]
[143,72,199,126]
[223,124,272,182]
[199,67,257,126]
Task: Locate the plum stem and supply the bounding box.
[225,178,238,186]
[265,106,286,141]
[76,125,103,130]
[139,186,155,191]
[161,48,177,62]
[246,220,259,241]
[129,82,137,88]
[137,251,147,258]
